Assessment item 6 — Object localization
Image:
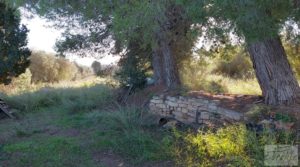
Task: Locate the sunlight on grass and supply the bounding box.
[207,75,262,95]
[173,125,295,167]
[0,76,118,96]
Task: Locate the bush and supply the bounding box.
[91,61,117,77]
[56,58,78,81]
[173,125,295,167]
[91,61,102,76]
[0,69,32,94]
[29,51,78,83]
[213,53,254,79]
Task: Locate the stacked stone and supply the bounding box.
[149,95,246,125]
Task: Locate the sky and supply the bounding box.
[21,13,119,67]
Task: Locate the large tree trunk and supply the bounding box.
[248,37,300,105]
[159,39,181,89]
[152,48,164,86]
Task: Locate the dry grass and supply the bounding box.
[0,76,118,96]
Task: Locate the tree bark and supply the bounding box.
[248,37,300,105]
[152,48,164,86]
[159,39,181,89]
[152,31,181,89]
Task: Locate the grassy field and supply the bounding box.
[0,79,173,167]
[0,78,297,167]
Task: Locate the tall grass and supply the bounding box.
[1,83,113,113]
[85,107,172,164]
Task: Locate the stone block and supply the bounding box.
[200,112,210,120]
[166,101,178,107]
[150,99,163,104]
[166,96,177,102]
[182,108,188,113]
[186,116,195,123]
[223,109,243,120]
[188,105,197,111]
[182,113,189,119]
[179,96,185,100]
[212,100,220,104]
[156,103,166,109]
[179,103,188,108]
[173,111,183,117]
[208,104,217,111]
[187,111,196,117]
[152,96,160,100]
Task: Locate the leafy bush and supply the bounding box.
[116,41,151,88]
[29,51,78,83]
[91,61,102,76]
[91,61,117,77]
[213,53,254,79]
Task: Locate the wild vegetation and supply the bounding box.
[0,0,299,167]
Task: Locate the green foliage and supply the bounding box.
[179,46,262,95]
[0,1,30,84]
[116,39,151,88]
[91,61,102,76]
[177,0,298,43]
[173,124,295,167]
[29,51,78,83]
[91,61,117,77]
[212,46,254,78]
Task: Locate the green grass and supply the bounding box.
[173,125,296,167]
[2,137,95,167]
[0,80,297,167]
[0,84,172,167]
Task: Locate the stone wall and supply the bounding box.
[149,95,247,124]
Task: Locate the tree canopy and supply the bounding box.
[0,1,30,84]
[10,0,300,105]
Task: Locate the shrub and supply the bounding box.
[91,61,102,76]
[173,125,295,167]
[0,69,32,94]
[56,58,78,81]
[29,51,78,83]
[91,61,117,77]
[213,53,254,79]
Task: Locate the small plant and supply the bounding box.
[275,113,295,123]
